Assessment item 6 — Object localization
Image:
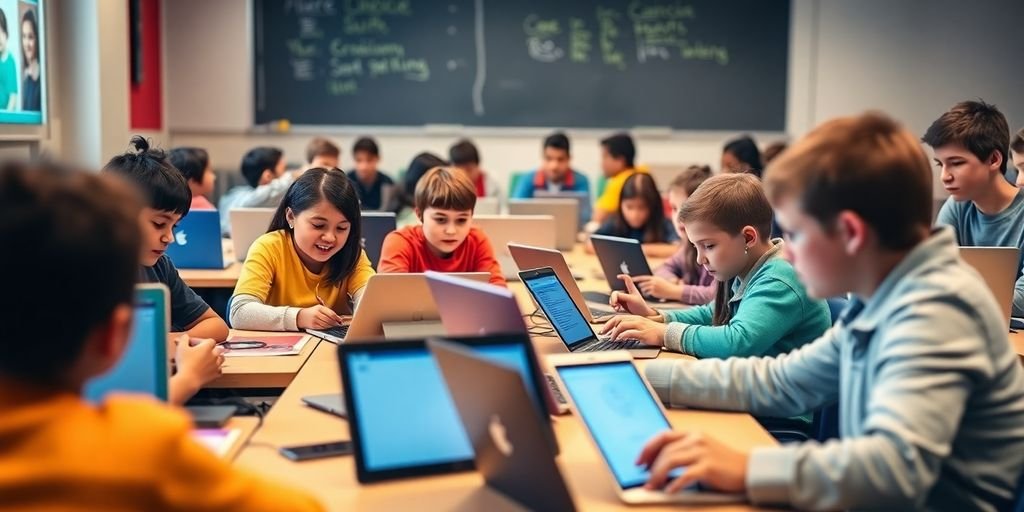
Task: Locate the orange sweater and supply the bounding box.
[0,386,323,512]
[378,225,507,286]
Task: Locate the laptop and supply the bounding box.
[306,272,490,343]
[337,334,557,483]
[960,246,1019,324]
[520,266,660,359]
[425,271,529,337]
[428,339,576,512]
[472,215,556,281]
[534,189,591,229]
[229,207,275,262]
[508,199,579,251]
[85,284,171,402]
[589,234,657,303]
[361,211,396,270]
[548,351,744,505]
[508,243,615,324]
[166,210,231,269]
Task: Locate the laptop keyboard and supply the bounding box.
[584,337,647,351]
[544,374,568,406]
[582,291,612,304]
[309,324,348,342]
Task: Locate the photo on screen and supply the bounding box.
[0,0,43,124]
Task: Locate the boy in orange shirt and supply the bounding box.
[378,166,506,286]
[0,161,322,511]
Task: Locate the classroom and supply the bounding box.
[4,0,1024,510]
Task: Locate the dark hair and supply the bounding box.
[168,147,210,185]
[20,9,37,65]
[601,133,636,168]
[762,141,788,165]
[0,8,7,37]
[1010,127,1024,154]
[765,111,932,252]
[390,152,448,213]
[723,135,763,178]
[681,173,773,325]
[104,135,191,216]
[268,169,362,285]
[241,146,284,188]
[0,161,142,385]
[669,165,713,285]
[543,132,571,154]
[922,100,1009,174]
[614,173,669,243]
[305,137,340,164]
[449,139,480,166]
[352,136,380,158]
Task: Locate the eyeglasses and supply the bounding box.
[219,340,267,350]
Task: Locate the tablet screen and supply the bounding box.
[556,361,677,489]
[344,342,540,476]
[84,295,165,402]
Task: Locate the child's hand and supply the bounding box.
[175,338,225,389]
[599,315,666,346]
[636,430,749,494]
[632,275,684,301]
[297,305,346,329]
[609,274,658,316]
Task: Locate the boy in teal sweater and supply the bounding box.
[603,173,831,359]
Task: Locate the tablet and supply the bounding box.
[338,334,553,483]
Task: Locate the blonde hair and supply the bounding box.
[414,166,477,214]
[764,112,931,250]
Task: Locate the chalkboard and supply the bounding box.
[254,0,790,130]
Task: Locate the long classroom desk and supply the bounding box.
[233,338,778,511]
[179,262,243,289]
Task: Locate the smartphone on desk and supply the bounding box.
[280,440,354,461]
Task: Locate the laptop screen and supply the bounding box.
[345,342,541,472]
[522,272,594,348]
[84,293,167,402]
[556,361,678,489]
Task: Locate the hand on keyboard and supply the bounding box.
[598,315,666,347]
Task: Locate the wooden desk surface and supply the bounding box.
[179,262,242,289]
[220,416,261,461]
[234,336,776,511]
[205,331,322,389]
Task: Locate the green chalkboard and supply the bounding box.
[254,0,790,130]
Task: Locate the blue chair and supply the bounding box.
[766,296,848,444]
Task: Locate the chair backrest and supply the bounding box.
[826,297,849,324]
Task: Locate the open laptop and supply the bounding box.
[166,210,231,269]
[85,284,171,402]
[229,207,275,262]
[508,242,615,324]
[520,267,660,359]
[425,271,529,337]
[428,339,576,512]
[426,271,572,414]
[960,246,1019,324]
[361,211,396,270]
[472,215,556,281]
[534,189,591,229]
[508,199,579,251]
[306,272,490,343]
[337,334,557,483]
[548,351,744,505]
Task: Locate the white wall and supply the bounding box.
[163,0,1024,193]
